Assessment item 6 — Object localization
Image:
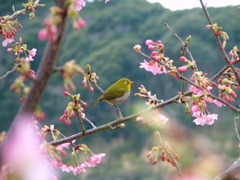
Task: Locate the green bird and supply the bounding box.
[92,78,134,105]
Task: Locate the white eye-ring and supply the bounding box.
[124,81,128,85]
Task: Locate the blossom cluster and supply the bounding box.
[60,92,87,126]
[147,143,179,167]
[135,38,240,126]
[38,6,62,43]
[6,38,37,80]
[60,153,106,175]
[0,17,21,47]
[46,133,106,176]
[0,0,43,47]
[82,64,99,92]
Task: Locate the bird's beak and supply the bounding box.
[130,81,134,84]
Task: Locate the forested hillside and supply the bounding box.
[0,0,239,179]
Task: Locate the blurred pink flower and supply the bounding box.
[212,100,225,107]
[193,114,218,126]
[72,0,86,11]
[2,37,14,47]
[140,60,166,75]
[60,164,74,173]
[1,115,56,180]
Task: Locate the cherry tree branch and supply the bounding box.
[49,94,179,146]
[0,0,41,27]
[164,23,195,66]
[0,0,68,165]
[0,63,18,80]
[199,0,240,85]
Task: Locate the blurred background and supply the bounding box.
[0,0,240,179]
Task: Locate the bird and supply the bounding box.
[92,78,134,105]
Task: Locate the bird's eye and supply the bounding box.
[124,81,128,85]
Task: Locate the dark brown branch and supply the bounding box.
[0,0,68,165]
[199,0,240,85]
[49,94,179,146]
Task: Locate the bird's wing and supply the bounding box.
[98,88,125,101]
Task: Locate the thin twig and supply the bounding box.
[164,23,196,70]
[90,79,104,93]
[82,117,96,128]
[52,67,63,73]
[234,117,240,142]
[49,94,180,146]
[199,0,240,85]
[210,65,229,81]
[0,64,17,80]
[0,0,41,27]
[74,108,86,135]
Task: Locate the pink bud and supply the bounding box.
[64,91,71,96]
[154,56,160,61]
[179,56,186,62]
[82,79,87,85]
[229,50,233,57]
[158,43,163,48]
[206,24,211,29]
[60,116,65,121]
[38,29,48,41]
[7,48,12,52]
[178,66,187,72]
[151,51,158,56]
[65,119,71,126]
[81,101,88,107]
[78,19,86,28]
[148,45,155,51]
[89,85,94,92]
[145,39,153,46]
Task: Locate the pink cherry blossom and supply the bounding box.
[178,66,188,72]
[193,114,218,126]
[82,160,96,167]
[212,100,226,107]
[189,85,203,95]
[60,164,74,173]
[2,37,14,47]
[140,60,166,75]
[38,29,48,40]
[72,165,86,175]
[72,0,86,11]
[25,56,34,62]
[90,153,106,164]
[29,48,37,57]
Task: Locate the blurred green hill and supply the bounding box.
[0,0,239,179]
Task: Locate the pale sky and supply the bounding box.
[147,0,240,10]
